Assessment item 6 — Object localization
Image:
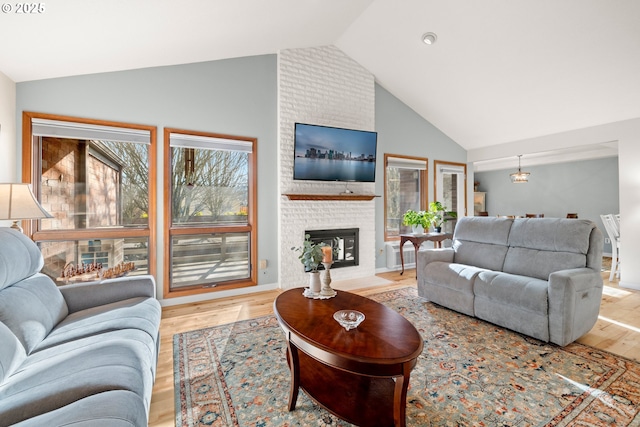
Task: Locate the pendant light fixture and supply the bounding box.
[509,155,530,183]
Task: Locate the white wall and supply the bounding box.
[618,126,640,290]
[0,71,17,227]
[278,46,376,289]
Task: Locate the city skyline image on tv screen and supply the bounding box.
[293,123,377,182]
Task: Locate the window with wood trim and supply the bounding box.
[384,154,428,241]
[434,160,467,233]
[164,128,257,297]
[22,112,157,282]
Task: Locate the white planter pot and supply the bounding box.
[309,271,321,293]
[411,225,424,235]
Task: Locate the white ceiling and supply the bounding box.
[2,0,638,164]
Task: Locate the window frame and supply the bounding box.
[383,153,428,242]
[163,127,258,298]
[22,111,157,278]
[433,160,467,218]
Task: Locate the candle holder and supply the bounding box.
[320,262,336,297]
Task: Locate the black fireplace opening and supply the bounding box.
[305,228,359,270]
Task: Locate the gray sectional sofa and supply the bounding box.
[0,227,161,426]
[417,217,604,346]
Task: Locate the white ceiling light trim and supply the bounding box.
[421,32,437,45]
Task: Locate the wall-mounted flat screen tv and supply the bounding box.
[293,123,377,182]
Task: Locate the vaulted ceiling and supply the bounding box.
[2,0,638,163]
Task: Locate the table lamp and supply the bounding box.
[0,183,53,232]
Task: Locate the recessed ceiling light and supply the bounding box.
[422,32,437,45]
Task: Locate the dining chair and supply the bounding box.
[525,213,544,218]
[600,214,620,281]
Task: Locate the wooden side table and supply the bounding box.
[399,233,453,276]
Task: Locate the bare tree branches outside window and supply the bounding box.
[100,141,150,225]
[171,148,248,225]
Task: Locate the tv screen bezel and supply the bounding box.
[292,122,378,183]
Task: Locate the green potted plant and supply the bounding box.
[428,201,457,232]
[291,234,329,292]
[402,209,432,234]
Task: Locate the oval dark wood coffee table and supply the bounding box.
[274,288,424,427]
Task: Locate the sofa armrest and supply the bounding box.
[548,268,603,346]
[59,275,157,314]
[417,247,454,266]
[416,247,454,279]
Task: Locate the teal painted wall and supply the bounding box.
[16,56,279,288]
[374,84,466,268]
[474,156,619,254]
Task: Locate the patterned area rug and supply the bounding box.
[174,287,640,426]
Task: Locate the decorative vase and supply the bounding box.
[411,225,424,235]
[309,271,321,293]
[434,226,442,233]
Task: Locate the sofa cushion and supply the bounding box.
[10,390,148,427]
[474,298,549,342]
[508,218,594,254]
[60,275,157,314]
[0,274,68,354]
[0,337,154,426]
[0,228,43,291]
[504,219,592,280]
[474,270,549,314]
[34,297,161,352]
[423,262,483,295]
[453,241,509,272]
[0,322,26,385]
[27,329,157,376]
[452,217,513,271]
[473,270,551,342]
[453,216,514,246]
[503,247,586,281]
[419,262,486,316]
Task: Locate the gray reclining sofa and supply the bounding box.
[0,227,161,426]
[417,217,604,346]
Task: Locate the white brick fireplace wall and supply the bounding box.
[278,46,376,289]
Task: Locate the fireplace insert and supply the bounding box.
[305,228,358,270]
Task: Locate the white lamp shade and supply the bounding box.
[0,183,53,220]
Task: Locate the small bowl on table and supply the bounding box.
[333,309,365,331]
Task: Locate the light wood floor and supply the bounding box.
[148,267,640,427]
